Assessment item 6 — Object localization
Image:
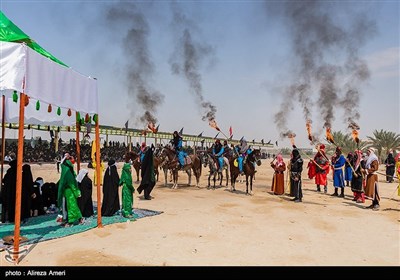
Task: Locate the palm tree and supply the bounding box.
[366,129,400,161]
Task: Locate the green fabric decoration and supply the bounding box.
[36,100,40,110]
[12,91,18,103]
[93,114,98,123]
[76,112,81,122]
[57,107,61,116]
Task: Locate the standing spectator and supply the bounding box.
[290,149,303,202]
[364,148,380,210]
[331,147,346,198]
[345,152,354,186]
[137,145,156,200]
[57,153,83,227]
[76,169,94,218]
[1,159,17,223]
[270,154,286,195]
[384,149,395,183]
[350,150,366,203]
[120,153,135,218]
[101,159,120,216]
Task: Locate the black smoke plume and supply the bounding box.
[270,1,376,136]
[106,3,164,126]
[169,3,216,123]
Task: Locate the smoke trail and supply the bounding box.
[106,3,164,125]
[269,1,376,134]
[169,3,216,123]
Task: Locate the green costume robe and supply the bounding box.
[58,160,82,224]
[120,163,135,218]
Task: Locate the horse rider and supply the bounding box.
[171,130,187,169]
[235,138,251,175]
[212,139,225,172]
[222,140,232,158]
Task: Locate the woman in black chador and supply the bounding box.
[290,149,304,203]
[77,169,94,217]
[101,159,120,216]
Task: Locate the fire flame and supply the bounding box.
[351,129,360,144]
[326,127,335,145]
[306,120,313,142]
[287,132,296,148]
[209,119,220,131]
[147,122,158,133]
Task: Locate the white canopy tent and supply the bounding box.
[0,41,101,262]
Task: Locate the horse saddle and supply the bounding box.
[184,156,192,166]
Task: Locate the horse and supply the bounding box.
[202,153,223,189]
[160,145,202,189]
[230,149,261,195]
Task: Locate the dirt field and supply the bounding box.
[1,159,399,266]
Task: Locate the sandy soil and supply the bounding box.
[1,159,399,266]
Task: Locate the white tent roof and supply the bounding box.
[0,41,98,124]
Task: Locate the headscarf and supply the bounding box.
[76,169,89,183]
[276,154,284,167]
[239,139,249,154]
[291,149,301,163]
[354,150,363,170]
[365,148,379,168]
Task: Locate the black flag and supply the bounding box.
[275,141,278,147]
[214,132,220,139]
[179,127,184,136]
[125,120,129,133]
[197,131,203,137]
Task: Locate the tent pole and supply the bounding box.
[75,112,81,173]
[13,92,25,263]
[95,116,102,227]
[1,95,6,187]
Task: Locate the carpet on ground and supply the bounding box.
[0,208,162,251]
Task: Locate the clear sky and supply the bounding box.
[1,0,399,148]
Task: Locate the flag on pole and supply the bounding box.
[197,131,203,137]
[261,139,264,144]
[155,124,160,133]
[91,140,96,162]
[275,141,278,146]
[229,126,233,138]
[214,132,220,139]
[179,127,184,136]
[240,136,244,142]
[125,120,129,133]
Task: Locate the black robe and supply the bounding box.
[290,150,303,199]
[41,182,58,208]
[384,154,395,182]
[78,175,94,217]
[1,160,17,223]
[101,163,120,216]
[21,164,34,221]
[137,148,156,200]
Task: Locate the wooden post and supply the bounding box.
[13,92,25,263]
[54,130,59,152]
[1,95,6,187]
[75,112,81,173]
[95,116,102,227]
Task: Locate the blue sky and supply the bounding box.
[1,1,398,148]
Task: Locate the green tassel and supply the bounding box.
[57,107,61,116]
[93,114,98,123]
[36,100,40,111]
[76,112,81,122]
[12,91,18,103]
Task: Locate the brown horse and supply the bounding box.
[160,145,202,189]
[230,149,261,195]
[132,156,161,182]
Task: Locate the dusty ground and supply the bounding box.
[1,158,399,266]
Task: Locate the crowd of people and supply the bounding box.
[269,144,400,210]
